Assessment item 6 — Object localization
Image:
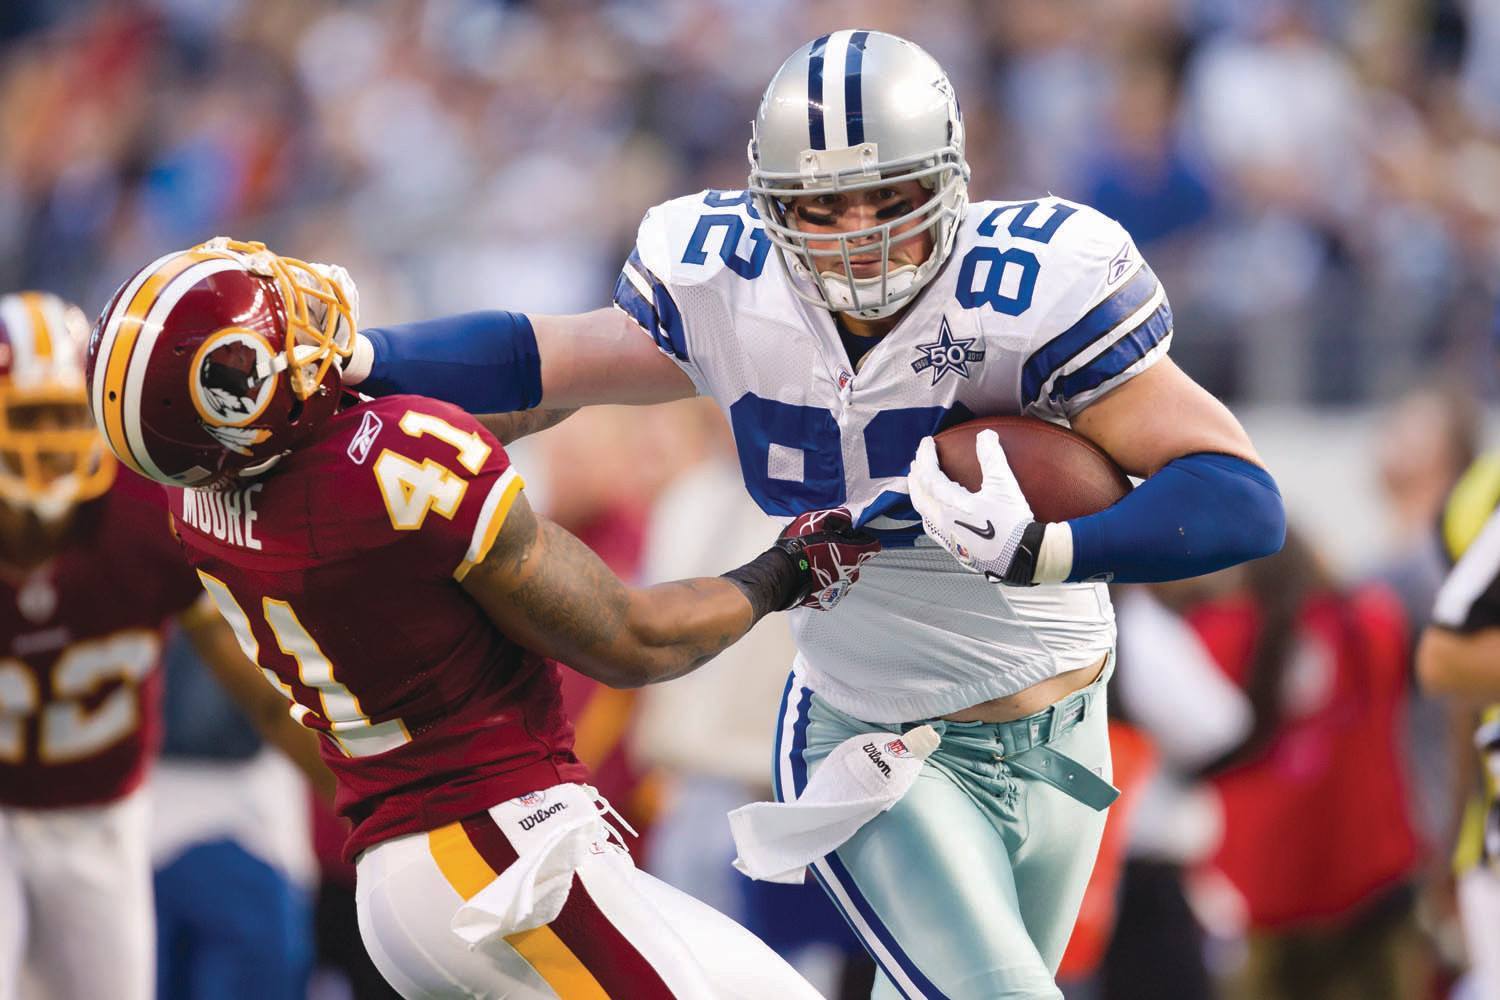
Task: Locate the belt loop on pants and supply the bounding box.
[994,687,1118,812]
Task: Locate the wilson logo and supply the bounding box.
[519,801,568,831]
[347,410,383,465]
[862,742,892,778]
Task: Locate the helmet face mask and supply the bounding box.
[87,240,354,490]
[747,31,971,320]
[0,293,115,522]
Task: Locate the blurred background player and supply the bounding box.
[0,290,326,1000]
[1418,452,1500,1000]
[149,630,322,1000]
[87,238,876,998]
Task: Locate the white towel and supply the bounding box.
[450,784,625,946]
[729,725,940,884]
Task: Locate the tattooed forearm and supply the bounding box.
[462,490,756,686]
[477,408,578,445]
[505,525,631,654]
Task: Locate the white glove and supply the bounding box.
[299,260,370,383]
[304,260,361,334]
[907,431,1039,584]
[202,237,362,359]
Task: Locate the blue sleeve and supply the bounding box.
[361,311,543,413]
[1065,453,1285,583]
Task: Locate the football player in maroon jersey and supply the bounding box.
[0,290,329,1000]
[86,239,877,998]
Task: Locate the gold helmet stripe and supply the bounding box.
[20,293,52,362]
[99,251,220,477]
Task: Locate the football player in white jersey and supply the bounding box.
[340,30,1284,999]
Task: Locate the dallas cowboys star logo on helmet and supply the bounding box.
[911,318,985,386]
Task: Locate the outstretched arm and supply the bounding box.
[460,493,879,688]
[346,309,694,419]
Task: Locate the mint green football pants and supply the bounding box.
[771,659,1117,1000]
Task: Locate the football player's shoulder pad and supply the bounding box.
[634,188,766,289]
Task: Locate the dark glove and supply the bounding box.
[724,508,881,615]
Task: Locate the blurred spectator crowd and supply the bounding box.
[2,0,1500,405]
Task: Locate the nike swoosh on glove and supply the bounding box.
[777,508,882,610]
[907,431,1039,585]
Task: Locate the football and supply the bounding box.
[932,416,1131,522]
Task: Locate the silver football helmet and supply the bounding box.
[748,30,970,320]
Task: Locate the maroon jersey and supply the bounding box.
[0,473,203,808]
[170,394,587,860]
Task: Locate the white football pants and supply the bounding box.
[1459,866,1500,1000]
[0,787,153,1000]
[354,783,823,999]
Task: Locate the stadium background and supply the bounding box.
[2,0,1498,997]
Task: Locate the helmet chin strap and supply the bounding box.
[819,264,922,321]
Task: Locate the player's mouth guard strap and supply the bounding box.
[352,312,543,413]
[1031,452,1284,585]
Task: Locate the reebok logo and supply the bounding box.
[1107,241,1134,284]
[347,410,383,465]
[519,801,568,831]
[862,742,892,778]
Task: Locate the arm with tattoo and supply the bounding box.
[459,492,880,687]
[476,408,578,445]
[460,489,757,687]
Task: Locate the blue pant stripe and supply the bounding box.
[771,671,797,803]
[781,679,947,999]
[807,34,830,150]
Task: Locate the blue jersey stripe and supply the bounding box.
[615,250,689,362]
[612,273,655,333]
[807,34,830,150]
[1050,300,1173,403]
[845,31,869,145]
[1021,264,1160,406]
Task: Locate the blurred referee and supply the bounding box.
[1417,452,1500,997]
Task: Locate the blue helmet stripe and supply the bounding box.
[845,31,870,145]
[807,33,830,150]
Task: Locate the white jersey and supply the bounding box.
[616,191,1172,721]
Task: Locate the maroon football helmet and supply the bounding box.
[86,239,355,488]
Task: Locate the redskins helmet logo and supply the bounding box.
[190,329,278,456]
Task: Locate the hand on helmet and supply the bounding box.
[200,237,362,365]
[907,432,1040,585]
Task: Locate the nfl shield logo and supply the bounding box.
[885,738,912,758]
